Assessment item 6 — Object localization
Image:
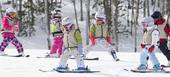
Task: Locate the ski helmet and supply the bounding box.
[6,7,16,13]
[62,17,73,26]
[51,10,62,18]
[151,11,162,19]
[95,11,105,20]
[61,17,74,30]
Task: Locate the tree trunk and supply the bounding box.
[45,0,51,49]
[162,0,165,15]
[143,0,146,17]
[72,0,79,27]
[167,0,170,22]
[147,0,150,16]
[85,0,90,45]
[134,0,140,52]
[131,0,135,33]
[30,0,34,36]
[80,0,83,21]
[18,0,22,36]
[12,0,15,8]
[103,0,113,44]
[113,0,119,52]
[127,0,132,35]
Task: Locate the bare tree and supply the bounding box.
[143,0,146,17]
[131,0,135,33]
[80,0,83,21]
[85,0,90,45]
[146,0,150,16]
[103,0,112,26]
[18,0,22,36]
[72,0,79,26]
[167,0,170,22]
[113,0,119,52]
[45,0,51,49]
[134,0,140,52]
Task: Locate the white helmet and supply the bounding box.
[6,7,16,13]
[61,17,73,26]
[95,11,105,19]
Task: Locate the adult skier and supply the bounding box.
[153,11,170,66]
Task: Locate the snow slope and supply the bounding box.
[0,49,169,77]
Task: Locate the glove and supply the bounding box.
[12,25,19,32]
[106,36,111,44]
[148,45,155,53]
[159,39,166,43]
[164,24,170,36]
[143,28,147,33]
[90,35,95,45]
[140,43,145,48]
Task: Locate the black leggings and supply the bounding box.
[158,41,170,61]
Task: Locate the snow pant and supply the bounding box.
[140,46,160,66]
[50,36,63,56]
[0,36,23,53]
[58,46,85,68]
[85,38,118,58]
[158,40,170,61]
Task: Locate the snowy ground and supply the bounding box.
[0,49,170,77]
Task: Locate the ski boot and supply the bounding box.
[137,64,147,71]
[152,64,161,71]
[0,52,7,56]
[74,66,89,72]
[15,52,25,57]
[45,53,59,58]
[54,66,69,72]
[110,51,120,61]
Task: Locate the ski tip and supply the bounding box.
[25,55,30,57]
[161,65,170,68]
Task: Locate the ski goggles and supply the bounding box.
[96,17,104,21]
[9,12,17,17]
[52,16,61,19]
[63,23,73,30]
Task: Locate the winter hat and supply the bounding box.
[62,17,73,27]
[95,11,106,19]
[151,11,162,19]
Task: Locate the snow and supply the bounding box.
[0,49,169,77]
[0,0,170,77]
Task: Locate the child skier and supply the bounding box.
[153,12,170,66]
[54,17,87,72]
[0,7,24,57]
[46,11,63,58]
[137,11,161,71]
[85,11,119,61]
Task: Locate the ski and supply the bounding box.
[36,56,59,58]
[38,69,55,72]
[161,65,170,68]
[124,68,170,73]
[3,54,30,57]
[56,70,100,73]
[70,57,99,60]
[39,68,100,73]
